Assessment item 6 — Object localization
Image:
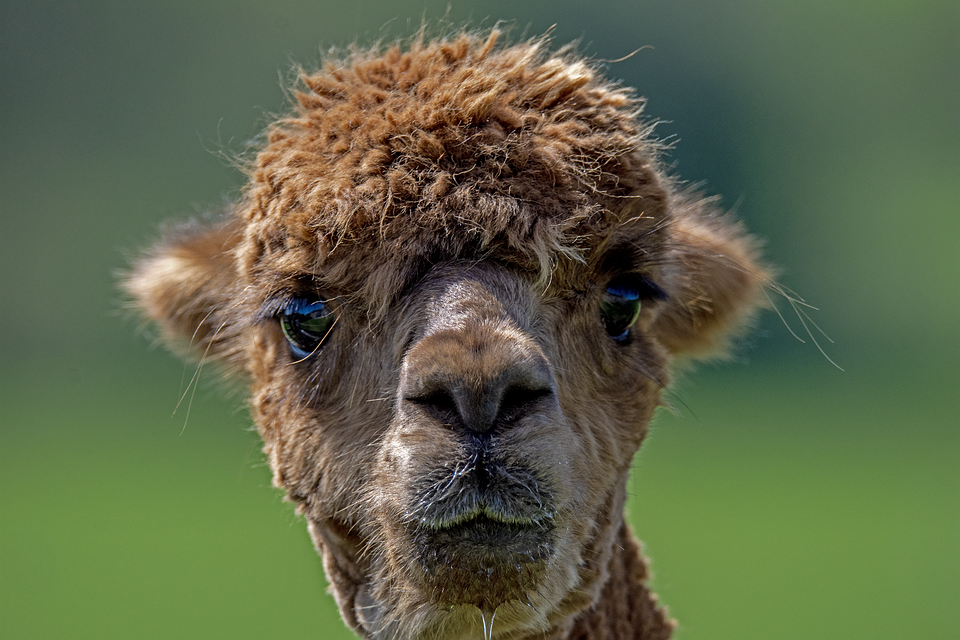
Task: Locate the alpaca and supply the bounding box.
[126,31,764,640]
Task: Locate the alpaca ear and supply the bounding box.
[125,217,242,359]
[652,213,766,357]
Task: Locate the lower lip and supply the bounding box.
[417,515,553,555]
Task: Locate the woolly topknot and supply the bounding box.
[239,30,668,297]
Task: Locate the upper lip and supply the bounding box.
[410,459,555,531]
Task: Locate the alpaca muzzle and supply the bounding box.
[383,273,566,608]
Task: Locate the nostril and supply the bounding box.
[406,387,460,422]
[499,385,553,423]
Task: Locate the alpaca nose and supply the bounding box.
[401,332,555,435]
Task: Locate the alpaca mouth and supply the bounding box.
[407,461,556,608]
[411,461,555,533]
[418,500,555,551]
[415,512,554,567]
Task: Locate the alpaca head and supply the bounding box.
[127,31,764,639]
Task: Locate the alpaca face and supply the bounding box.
[379,265,665,626]
[244,243,671,637]
[126,32,764,640]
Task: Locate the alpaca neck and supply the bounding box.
[558,523,675,640]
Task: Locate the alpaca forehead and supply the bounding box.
[243,208,669,325]
[415,264,540,332]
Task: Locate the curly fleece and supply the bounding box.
[238,31,669,310]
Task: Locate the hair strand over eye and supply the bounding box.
[278,296,336,359]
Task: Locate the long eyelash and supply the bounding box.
[637,276,668,302]
[256,295,290,322]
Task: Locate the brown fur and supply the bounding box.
[125,30,765,640]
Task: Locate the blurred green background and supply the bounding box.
[2,1,957,638]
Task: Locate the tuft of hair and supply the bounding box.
[236,29,671,318]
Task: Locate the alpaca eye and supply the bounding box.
[600,275,664,342]
[278,297,336,359]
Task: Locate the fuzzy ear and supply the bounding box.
[652,211,767,357]
[125,217,242,359]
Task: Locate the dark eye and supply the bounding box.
[278,297,336,359]
[600,275,665,342]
